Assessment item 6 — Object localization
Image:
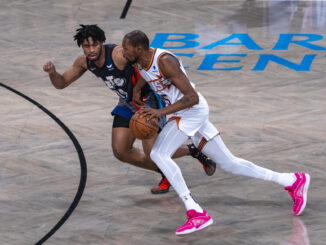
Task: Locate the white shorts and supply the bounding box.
[170,93,219,140]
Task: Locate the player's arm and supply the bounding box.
[132,75,147,106]
[43,55,87,89]
[139,54,199,119]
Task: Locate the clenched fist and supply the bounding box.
[43,61,56,74]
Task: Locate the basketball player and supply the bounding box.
[123,30,310,235]
[43,25,216,194]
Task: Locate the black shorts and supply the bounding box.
[112,114,130,128]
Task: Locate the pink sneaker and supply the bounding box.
[284,172,310,216]
[176,209,213,235]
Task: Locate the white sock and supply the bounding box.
[181,192,203,213]
[271,173,296,187]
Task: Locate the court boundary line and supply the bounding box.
[0,82,87,245]
[120,0,132,19]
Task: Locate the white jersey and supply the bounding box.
[137,48,195,107]
[138,48,219,139]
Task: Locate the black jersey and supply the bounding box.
[86,44,151,101]
[86,44,165,127]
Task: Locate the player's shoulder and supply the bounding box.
[158,52,178,69]
[112,45,128,67]
[74,54,87,70]
[105,43,119,50]
[113,44,123,53]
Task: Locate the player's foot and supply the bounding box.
[176,209,213,235]
[151,176,171,194]
[188,144,216,176]
[284,172,310,215]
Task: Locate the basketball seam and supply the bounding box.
[129,116,158,139]
[130,118,158,131]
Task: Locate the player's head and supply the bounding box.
[122,30,149,64]
[74,24,106,47]
[74,24,106,61]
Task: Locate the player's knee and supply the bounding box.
[150,149,159,162]
[150,148,166,165]
[144,155,152,164]
[220,163,235,173]
[112,147,127,162]
[219,156,240,173]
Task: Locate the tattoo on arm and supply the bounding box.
[180,96,190,105]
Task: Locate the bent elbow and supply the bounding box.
[54,85,65,90]
[192,92,199,105]
[53,82,66,90]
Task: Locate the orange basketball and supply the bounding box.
[129,113,159,139]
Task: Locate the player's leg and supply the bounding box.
[160,140,216,175]
[150,120,199,207]
[145,89,215,175]
[139,135,170,194]
[172,144,216,176]
[192,123,310,215]
[141,134,200,194]
[193,131,296,186]
[111,115,157,171]
[142,136,215,172]
[150,121,213,234]
[111,114,211,194]
[141,130,216,194]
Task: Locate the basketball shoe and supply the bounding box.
[151,176,171,194]
[188,144,216,176]
[284,172,310,216]
[176,209,213,235]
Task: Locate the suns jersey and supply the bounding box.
[137,48,195,107]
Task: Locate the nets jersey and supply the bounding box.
[137,48,195,107]
[87,44,151,102]
[86,44,164,120]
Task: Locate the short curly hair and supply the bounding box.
[74,24,106,47]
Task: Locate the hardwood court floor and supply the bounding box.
[0,1,326,244]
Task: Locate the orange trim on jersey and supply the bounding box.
[144,48,156,71]
[168,116,181,129]
[157,52,169,80]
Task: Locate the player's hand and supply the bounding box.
[43,61,56,74]
[137,107,162,120]
[132,90,145,106]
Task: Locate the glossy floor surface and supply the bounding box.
[0,1,325,244]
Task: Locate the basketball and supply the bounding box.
[129,113,159,139]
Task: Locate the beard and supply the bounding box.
[126,59,136,66]
[88,46,102,61]
[126,56,138,65]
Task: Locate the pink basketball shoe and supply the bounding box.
[176,209,213,235]
[284,172,310,216]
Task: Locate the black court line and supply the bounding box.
[120,0,132,19]
[0,82,87,245]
